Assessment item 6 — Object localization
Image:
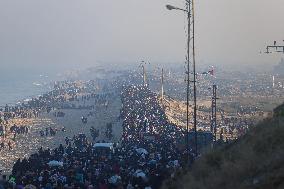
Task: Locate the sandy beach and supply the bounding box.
[0,92,122,174]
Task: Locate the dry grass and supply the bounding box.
[163,104,284,189]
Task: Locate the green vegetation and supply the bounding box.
[163,104,284,189]
[274,103,284,117]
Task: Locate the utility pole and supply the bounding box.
[141,64,148,87]
[140,61,148,87]
[166,0,198,159]
[191,0,198,158]
[265,41,284,53]
[161,68,164,104]
[211,84,217,142]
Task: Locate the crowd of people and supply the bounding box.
[0,109,33,151]
[0,80,113,152]
[0,85,192,189]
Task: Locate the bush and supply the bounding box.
[163,104,284,189]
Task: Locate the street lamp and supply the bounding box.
[166,4,175,10]
[166,4,187,12]
[166,1,198,159]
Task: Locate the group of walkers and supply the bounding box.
[0,124,27,151]
[0,114,31,151]
[0,80,97,152]
[40,127,57,137]
[0,85,192,189]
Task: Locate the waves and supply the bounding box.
[0,74,53,106]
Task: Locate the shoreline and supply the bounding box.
[0,80,123,174]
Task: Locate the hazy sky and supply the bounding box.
[0,0,283,72]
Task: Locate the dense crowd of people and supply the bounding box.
[0,108,34,151]
[0,85,191,189]
[0,66,277,188]
[0,80,113,151]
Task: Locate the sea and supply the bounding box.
[0,62,97,106]
[0,67,62,107]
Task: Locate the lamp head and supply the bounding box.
[166,4,176,10]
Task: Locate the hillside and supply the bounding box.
[163,104,284,189]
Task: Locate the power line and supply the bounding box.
[264,41,284,53]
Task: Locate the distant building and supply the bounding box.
[273,58,284,76]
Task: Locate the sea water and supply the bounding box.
[0,68,58,106]
[0,62,90,106]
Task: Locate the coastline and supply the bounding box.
[0,80,123,174]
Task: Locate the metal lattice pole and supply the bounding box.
[166,0,198,160]
[211,85,217,142]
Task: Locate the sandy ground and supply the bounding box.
[161,96,193,128]
[0,95,122,174]
[0,118,56,174]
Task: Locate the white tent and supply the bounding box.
[133,169,146,178]
[108,175,121,184]
[93,143,114,150]
[135,148,148,155]
[47,160,63,167]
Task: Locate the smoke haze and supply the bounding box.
[0,0,283,72]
